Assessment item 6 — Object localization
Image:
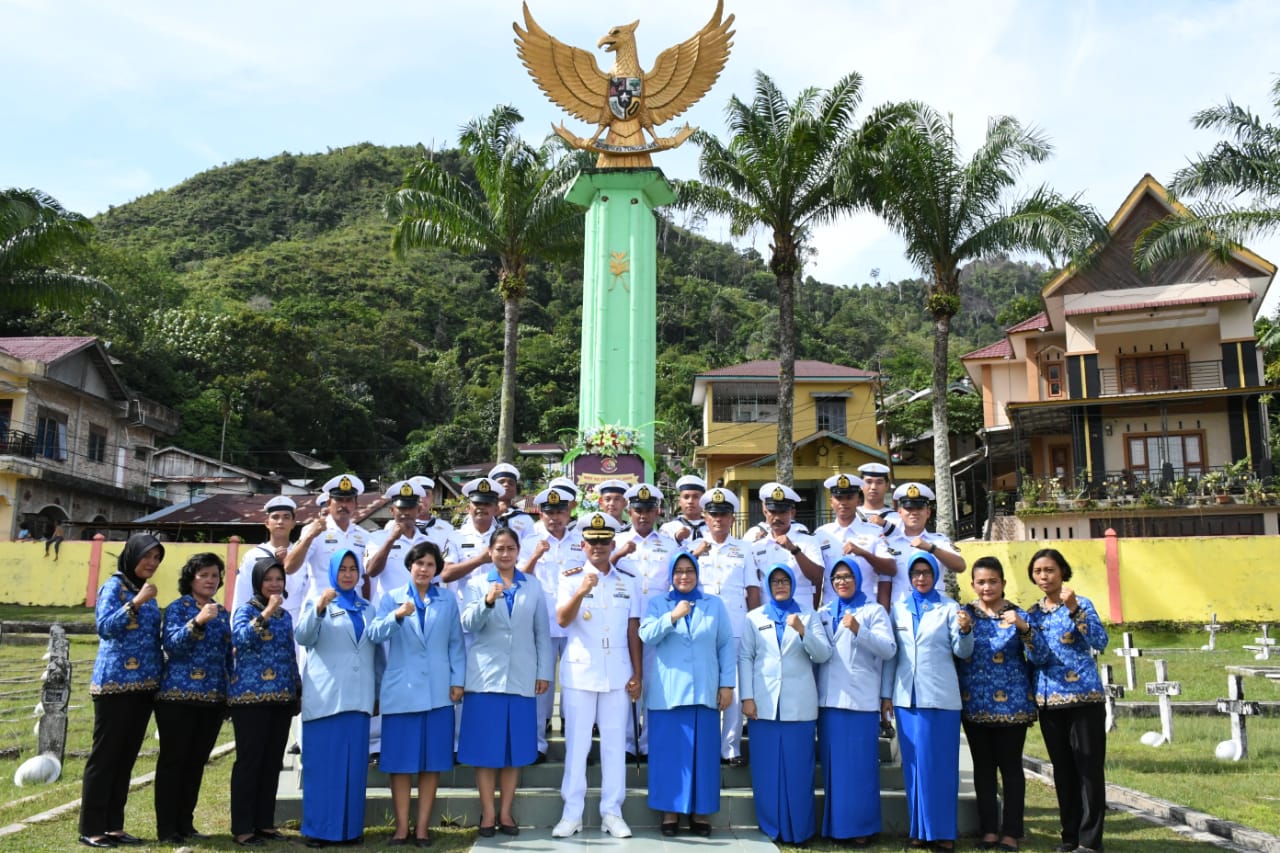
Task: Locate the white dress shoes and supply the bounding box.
[601,814,632,838]
[551,818,582,838]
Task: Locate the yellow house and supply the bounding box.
[690,359,889,528]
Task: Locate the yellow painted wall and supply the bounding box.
[0,541,247,607]
[956,540,1109,614]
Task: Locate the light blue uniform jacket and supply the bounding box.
[295,597,396,722]
[737,607,832,721]
[816,602,896,712]
[881,595,975,710]
[639,592,736,710]
[459,572,552,696]
[374,585,465,714]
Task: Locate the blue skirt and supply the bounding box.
[896,706,960,842]
[379,707,455,774]
[747,718,816,843]
[818,708,881,839]
[457,692,537,769]
[301,711,369,842]
[646,705,721,815]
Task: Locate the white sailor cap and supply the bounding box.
[700,487,740,513]
[824,473,865,496]
[625,483,663,507]
[759,482,802,509]
[579,511,621,540]
[858,462,892,478]
[488,463,520,482]
[893,482,936,506]
[463,477,503,504]
[263,495,298,513]
[409,475,436,491]
[321,474,365,497]
[384,480,426,507]
[535,488,572,511]
[315,493,329,507]
[674,474,707,493]
[548,476,579,500]
[596,479,630,495]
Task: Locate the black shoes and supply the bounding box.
[106,834,144,846]
[78,838,116,849]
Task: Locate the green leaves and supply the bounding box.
[0,188,114,311]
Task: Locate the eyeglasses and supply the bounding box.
[909,568,933,577]
[831,574,856,583]
[768,577,792,586]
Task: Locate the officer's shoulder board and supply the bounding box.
[563,566,583,576]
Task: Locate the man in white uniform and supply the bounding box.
[594,479,631,531]
[748,483,827,608]
[440,477,505,598]
[612,483,678,759]
[524,487,585,760]
[659,474,708,544]
[882,482,966,600]
[232,496,310,624]
[364,480,428,604]
[490,463,536,541]
[856,462,901,536]
[815,473,898,608]
[686,487,760,765]
[283,473,370,603]
[409,475,455,554]
[552,512,641,839]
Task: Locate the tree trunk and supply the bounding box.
[930,311,955,539]
[776,270,796,486]
[497,295,520,464]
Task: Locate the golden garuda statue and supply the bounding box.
[514,1,734,168]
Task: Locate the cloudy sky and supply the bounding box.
[5,0,1279,316]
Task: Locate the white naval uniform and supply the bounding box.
[414,515,456,556]
[233,542,311,625]
[856,506,901,537]
[744,520,809,542]
[364,528,428,606]
[297,519,370,603]
[883,530,959,601]
[694,535,761,759]
[556,565,640,823]
[659,516,707,543]
[749,528,827,608]
[498,508,537,541]
[816,519,893,604]
[528,528,586,753]
[612,527,678,755]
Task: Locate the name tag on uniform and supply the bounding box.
[462,543,475,549]
[758,623,772,632]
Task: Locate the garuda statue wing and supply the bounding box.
[513,2,611,127]
[642,0,735,126]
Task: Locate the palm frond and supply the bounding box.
[1135,203,1280,269]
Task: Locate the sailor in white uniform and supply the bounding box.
[409,475,455,554]
[856,462,901,536]
[232,495,310,625]
[364,480,428,604]
[882,483,966,600]
[284,474,370,604]
[659,474,708,544]
[490,463,536,542]
[815,473,898,608]
[747,483,828,608]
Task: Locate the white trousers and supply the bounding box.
[535,636,567,754]
[560,686,629,821]
[721,636,744,758]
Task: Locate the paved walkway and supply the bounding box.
[472,827,779,853]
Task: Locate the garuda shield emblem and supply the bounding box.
[608,77,642,120]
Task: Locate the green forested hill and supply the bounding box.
[8,143,1049,479]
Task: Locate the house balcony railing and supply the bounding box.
[1097,360,1224,396]
[0,430,39,458]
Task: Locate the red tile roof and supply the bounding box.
[960,339,1013,360]
[698,359,877,379]
[1064,292,1253,316]
[0,336,98,362]
[1006,311,1048,333]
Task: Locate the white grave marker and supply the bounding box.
[1100,663,1124,733]
[1140,659,1180,747]
[1115,631,1143,691]
[1244,624,1276,661]
[1214,674,1259,761]
[1201,612,1223,651]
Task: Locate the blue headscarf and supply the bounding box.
[328,549,367,641]
[826,556,866,623]
[905,550,942,633]
[762,563,802,646]
[666,550,702,628]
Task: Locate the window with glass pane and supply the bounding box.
[1118,353,1189,393]
[711,383,779,423]
[35,409,68,461]
[815,398,847,434]
[1127,432,1204,478]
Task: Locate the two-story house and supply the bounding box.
[961,175,1279,539]
[691,359,890,529]
[0,337,179,540]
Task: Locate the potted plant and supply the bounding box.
[1169,477,1190,505]
[1202,470,1231,504]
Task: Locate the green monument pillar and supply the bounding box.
[567,168,675,471]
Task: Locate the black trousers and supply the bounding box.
[153,701,225,838]
[230,703,294,836]
[962,719,1028,839]
[1038,702,1107,851]
[80,692,155,836]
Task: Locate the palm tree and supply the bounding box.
[387,106,589,463]
[0,188,114,310]
[1135,75,1280,269]
[857,105,1104,536]
[683,70,902,485]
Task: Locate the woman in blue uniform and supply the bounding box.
[1025,548,1109,853]
[79,533,165,849]
[816,556,896,847]
[377,540,465,846]
[882,550,974,851]
[459,526,550,837]
[229,556,301,845]
[639,551,735,836]
[958,557,1037,852]
[738,563,832,844]
[295,549,396,848]
[154,553,233,844]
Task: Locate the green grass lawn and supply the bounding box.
[1107,624,1280,704]
[0,603,96,627]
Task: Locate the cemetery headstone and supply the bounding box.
[1202,612,1223,651]
[1101,663,1124,733]
[1214,673,1259,761]
[1140,658,1180,747]
[14,625,70,785]
[1115,631,1143,690]
[1244,624,1276,661]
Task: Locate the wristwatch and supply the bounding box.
[789,544,801,555]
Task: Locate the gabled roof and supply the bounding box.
[743,430,888,466]
[0,336,129,399]
[692,360,877,405]
[1006,311,1048,333]
[960,339,1013,361]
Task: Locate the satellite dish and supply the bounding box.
[288,450,331,471]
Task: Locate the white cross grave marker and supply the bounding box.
[1140,658,1180,747]
[1101,663,1124,733]
[1214,673,1259,761]
[1115,631,1143,690]
[1202,612,1223,651]
[1245,624,1276,661]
